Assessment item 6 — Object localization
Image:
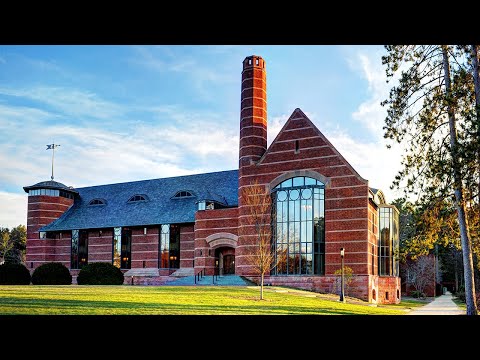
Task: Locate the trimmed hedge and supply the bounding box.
[32,262,72,285]
[77,262,124,285]
[0,263,31,285]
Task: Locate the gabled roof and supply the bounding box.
[259,108,367,183]
[40,170,238,231]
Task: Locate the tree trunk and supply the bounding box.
[260,273,264,300]
[442,46,478,315]
[471,45,480,203]
[454,256,459,293]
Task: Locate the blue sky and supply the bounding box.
[0,45,403,228]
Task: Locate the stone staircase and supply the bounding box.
[123,268,159,277]
[166,274,251,286]
[169,268,194,277]
[123,268,167,285]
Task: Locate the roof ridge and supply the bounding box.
[75,169,239,190]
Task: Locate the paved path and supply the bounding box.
[408,291,465,315]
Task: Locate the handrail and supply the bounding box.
[212,267,219,285]
[194,268,205,284]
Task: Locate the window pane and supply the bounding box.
[301,188,312,199]
[292,177,304,187]
[71,230,79,269]
[113,227,121,268]
[159,224,170,268]
[289,189,299,201]
[169,225,180,269]
[121,229,132,269]
[305,177,316,186]
[78,230,88,269]
[281,179,293,188]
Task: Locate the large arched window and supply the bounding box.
[272,176,325,275]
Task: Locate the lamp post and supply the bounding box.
[340,248,345,303]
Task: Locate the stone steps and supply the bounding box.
[165,275,250,286]
[169,268,195,277]
[123,268,159,277]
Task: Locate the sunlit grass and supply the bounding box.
[0,285,411,315]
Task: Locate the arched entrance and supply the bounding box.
[206,232,237,276]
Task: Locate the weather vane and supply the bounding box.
[46,143,60,181]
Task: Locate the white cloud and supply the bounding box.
[344,49,404,201]
[129,46,236,101]
[324,129,403,203]
[267,114,289,146]
[350,52,391,140]
[0,192,27,229]
[0,86,124,120]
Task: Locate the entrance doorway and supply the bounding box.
[214,247,235,275]
[223,255,235,275]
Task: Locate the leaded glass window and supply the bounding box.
[272,176,325,275]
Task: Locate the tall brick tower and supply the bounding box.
[239,55,267,167]
[23,181,77,270]
[237,55,268,275]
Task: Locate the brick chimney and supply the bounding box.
[239,55,267,168]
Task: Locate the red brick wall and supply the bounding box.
[87,229,113,264]
[129,227,158,268]
[54,231,71,267]
[180,224,195,269]
[194,207,238,275]
[376,276,401,304]
[25,194,73,270]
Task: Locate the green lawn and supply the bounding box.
[452,296,467,310]
[0,285,412,315]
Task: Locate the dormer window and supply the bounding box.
[88,199,106,206]
[173,190,194,198]
[128,194,148,203]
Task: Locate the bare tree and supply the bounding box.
[240,181,284,300]
[405,255,436,298]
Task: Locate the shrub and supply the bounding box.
[31,262,72,285]
[455,290,466,303]
[0,263,31,285]
[77,262,124,285]
[332,266,355,295]
[410,290,426,299]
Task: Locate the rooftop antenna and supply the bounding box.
[46,143,60,181]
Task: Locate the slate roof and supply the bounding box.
[40,170,238,231]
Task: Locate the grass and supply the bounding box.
[0,285,415,315]
[452,296,467,310]
[384,296,432,310]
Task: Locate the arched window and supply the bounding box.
[173,190,194,198]
[272,176,325,275]
[128,194,148,203]
[88,198,106,206]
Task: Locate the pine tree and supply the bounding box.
[382,45,478,315]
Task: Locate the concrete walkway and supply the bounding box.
[408,291,465,315]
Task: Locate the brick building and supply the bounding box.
[23,55,400,304]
